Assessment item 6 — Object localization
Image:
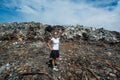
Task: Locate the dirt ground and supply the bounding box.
[0,39,120,80]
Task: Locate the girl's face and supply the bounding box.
[54,32,58,38]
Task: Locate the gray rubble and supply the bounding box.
[0,22,120,43]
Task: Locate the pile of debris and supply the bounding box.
[0,22,120,43]
[0,22,120,80]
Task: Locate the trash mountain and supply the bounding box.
[0,22,120,80]
[0,22,119,43]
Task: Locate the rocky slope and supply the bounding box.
[0,22,120,80]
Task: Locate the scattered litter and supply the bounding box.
[0,22,120,80]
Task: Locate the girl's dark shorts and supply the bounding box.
[50,50,59,58]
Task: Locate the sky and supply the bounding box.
[0,0,120,32]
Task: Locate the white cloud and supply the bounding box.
[3,0,120,31]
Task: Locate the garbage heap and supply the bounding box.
[0,22,120,80]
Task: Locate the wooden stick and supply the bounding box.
[20,72,53,79]
[105,60,120,72]
[87,68,100,80]
[84,72,88,80]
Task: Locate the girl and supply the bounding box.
[47,31,59,71]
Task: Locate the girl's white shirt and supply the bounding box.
[51,37,59,50]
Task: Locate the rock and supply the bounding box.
[109,73,116,77]
[5,63,10,70]
[67,71,72,77]
[107,52,112,56]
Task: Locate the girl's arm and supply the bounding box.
[47,39,53,50]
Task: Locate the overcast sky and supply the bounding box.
[0,0,120,31]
